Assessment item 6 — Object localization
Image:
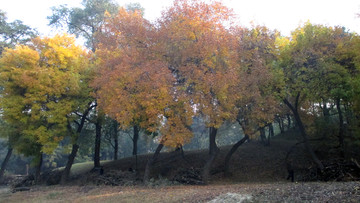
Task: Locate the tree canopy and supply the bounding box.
[0,34,90,154]
[1,0,360,184]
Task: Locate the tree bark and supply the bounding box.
[61,143,79,184]
[259,127,266,145]
[269,123,274,137]
[267,123,274,146]
[224,135,249,176]
[35,153,43,184]
[133,125,139,170]
[0,147,13,183]
[61,104,93,184]
[114,132,118,161]
[287,114,292,130]
[94,120,102,168]
[283,96,324,170]
[202,127,219,183]
[278,117,284,133]
[336,98,345,158]
[144,143,164,182]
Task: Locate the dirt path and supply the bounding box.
[1,182,359,203]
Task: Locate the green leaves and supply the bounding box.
[0,10,37,54]
[48,0,119,51]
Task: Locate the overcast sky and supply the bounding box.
[1,0,360,37]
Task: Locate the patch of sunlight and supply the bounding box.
[208,193,252,203]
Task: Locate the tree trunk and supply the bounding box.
[283,97,324,170]
[224,135,249,176]
[202,127,219,183]
[0,147,13,183]
[94,120,102,168]
[260,127,266,145]
[61,104,93,184]
[278,117,284,133]
[336,98,345,158]
[269,123,274,137]
[35,153,43,184]
[133,126,139,156]
[61,143,79,184]
[133,125,139,170]
[267,123,274,145]
[114,133,118,161]
[287,114,292,130]
[322,101,330,118]
[144,143,164,182]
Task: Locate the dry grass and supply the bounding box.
[1,182,359,202]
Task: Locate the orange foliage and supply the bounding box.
[158,0,239,129]
[94,8,193,147]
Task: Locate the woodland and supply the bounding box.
[0,0,360,201]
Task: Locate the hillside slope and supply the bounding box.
[70,133,307,185]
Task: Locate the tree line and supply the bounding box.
[1,0,360,184]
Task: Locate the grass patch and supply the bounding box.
[56,160,111,176]
[46,191,62,200]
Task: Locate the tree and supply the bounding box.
[333,28,360,157]
[102,117,119,160]
[94,7,194,181]
[0,10,37,182]
[0,120,17,183]
[275,23,357,168]
[48,0,119,52]
[0,34,90,182]
[48,0,120,177]
[158,0,239,182]
[0,10,37,54]
[224,25,280,175]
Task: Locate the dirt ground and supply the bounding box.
[2,132,360,202]
[0,181,359,203]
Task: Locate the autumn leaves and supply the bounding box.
[2,0,360,183]
[0,0,276,156]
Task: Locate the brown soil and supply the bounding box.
[1,182,359,202]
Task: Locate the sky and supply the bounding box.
[1,0,360,37]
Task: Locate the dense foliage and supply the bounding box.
[1,0,360,184]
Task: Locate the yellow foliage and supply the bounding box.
[0,34,90,155]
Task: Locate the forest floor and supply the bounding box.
[0,181,359,202]
[1,131,360,202]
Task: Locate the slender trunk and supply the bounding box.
[267,124,274,145]
[336,98,345,158]
[35,153,43,184]
[94,120,102,168]
[202,127,219,183]
[133,125,139,170]
[283,97,324,170]
[224,135,249,176]
[112,121,119,160]
[144,143,164,182]
[0,147,13,183]
[208,127,219,155]
[287,114,291,130]
[114,134,118,161]
[322,101,330,118]
[269,123,274,137]
[260,127,266,145]
[279,117,285,133]
[61,143,79,184]
[61,104,93,184]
